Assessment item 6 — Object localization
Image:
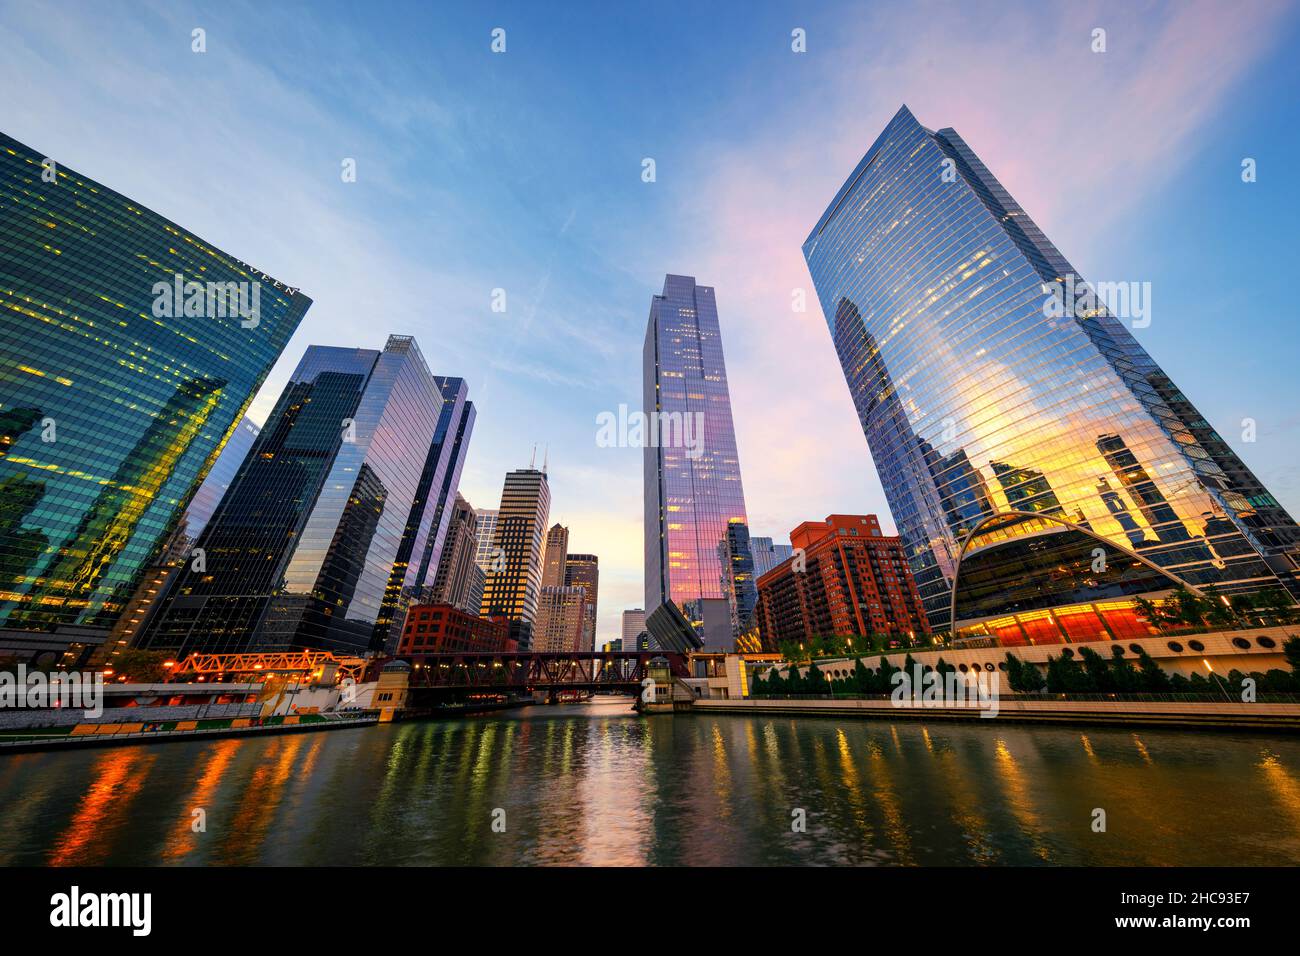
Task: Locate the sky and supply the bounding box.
[2,0,1298,644]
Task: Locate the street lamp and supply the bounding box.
[1203,659,1233,703]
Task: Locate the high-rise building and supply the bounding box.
[643,274,751,650]
[621,608,646,650]
[374,374,475,649]
[754,515,931,651]
[533,585,586,653]
[480,468,550,649]
[430,494,484,614]
[182,416,261,544]
[473,509,500,571]
[802,105,1300,641]
[139,336,442,655]
[565,553,599,651]
[0,133,310,662]
[750,536,795,579]
[717,520,757,636]
[541,523,569,588]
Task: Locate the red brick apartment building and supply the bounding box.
[755,515,931,650]
[397,604,512,655]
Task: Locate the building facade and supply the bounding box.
[750,536,795,579]
[643,274,751,650]
[429,493,484,613]
[564,553,599,652]
[533,585,587,653]
[473,509,499,571]
[374,374,474,649]
[397,603,510,655]
[480,468,550,650]
[139,336,442,655]
[541,523,569,588]
[0,133,310,656]
[621,608,646,651]
[755,514,931,651]
[802,106,1300,639]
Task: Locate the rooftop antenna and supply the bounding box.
[542,444,549,475]
[530,444,537,469]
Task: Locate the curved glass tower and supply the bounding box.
[802,106,1299,637]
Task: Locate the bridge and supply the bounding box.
[403,650,690,693]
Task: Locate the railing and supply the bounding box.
[749,691,1300,704]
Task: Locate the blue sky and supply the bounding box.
[3,0,1298,641]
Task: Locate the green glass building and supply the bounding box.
[0,132,311,649]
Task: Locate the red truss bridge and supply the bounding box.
[403,651,690,692]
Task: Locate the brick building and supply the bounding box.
[397,603,512,655]
[754,515,931,650]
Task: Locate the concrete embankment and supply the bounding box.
[693,697,1300,731]
[0,713,378,754]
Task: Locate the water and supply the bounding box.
[2,696,1299,866]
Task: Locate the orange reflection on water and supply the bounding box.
[992,738,1053,862]
[215,736,304,865]
[49,748,157,866]
[161,739,241,862]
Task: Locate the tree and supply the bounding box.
[805,663,829,695]
[1282,636,1300,675]
[111,649,171,683]
[1136,648,1172,692]
[1107,645,1141,693]
[876,655,899,695]
[1078,647,1114,692]
[852,658,873,695]
[1046,653,1096,694]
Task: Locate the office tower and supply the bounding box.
[480,468,550,649]
[754,515,930,651]
[717,520,758,635]
[643,274,751,650]
[802,105,1299,640]
[182,417,261,543]
[534,585,586,653]
[430,494,485,613]
[0,133,310,662]
[621,608,646,650]
[140,336,442,655]
[541,523,569,588]
[474,509,499,570]
[750,536,795,579]
[374,374,475,648]
[565,553,599,651]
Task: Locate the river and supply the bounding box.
[2,696,1299,865]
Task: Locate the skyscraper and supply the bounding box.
[621,608,646,651]
[473,509,500,571]
[140,336,442,655]
[181,417,261,544]
[374,374,474,648]
[802,105,1299,640]
[430,493,485,614]
[541,523,569,588]
[480,468,550,650]
[0,133,310,659]
[643,274,751,650]
[533,585,586,653]
[750,536,794,579]
[564,553,599,652]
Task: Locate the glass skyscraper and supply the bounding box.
[803,106,1299,640]
[140,336,442,655]
[643,274,750,650]
[373,373,474,649]
[0,132,310,644]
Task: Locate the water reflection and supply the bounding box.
[1,697,1299,866]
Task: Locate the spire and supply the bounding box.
[542,444,549,475]
[530,444,537,469]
